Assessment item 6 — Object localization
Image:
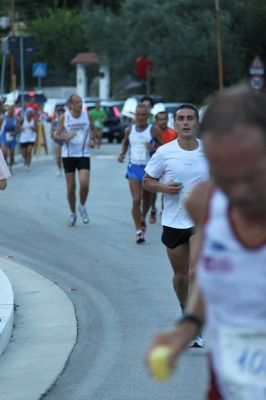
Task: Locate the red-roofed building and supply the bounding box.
[71,53,110,99]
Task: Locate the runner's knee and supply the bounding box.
[173,270,188,282]
[132,196,141,207]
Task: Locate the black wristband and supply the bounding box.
[178,314,204,330]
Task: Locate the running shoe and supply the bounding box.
[78,204,89,224]
[68,213,77,227]
[136,230,145,244]
[149,208,157,224]
[141,220,147,234]
[189,335,204,348]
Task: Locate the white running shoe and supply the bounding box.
[78,205,89,224]
[189,335,204,348]
[68,213,77,227]
[136,230,145,244]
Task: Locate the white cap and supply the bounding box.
[151,102,165,116]
[121,97,138,118]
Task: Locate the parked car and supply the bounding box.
[43,98,66,118]
[17,91,47,106]
[101,100,128,143]
[4,90,47,107]
[163,102,183,128]
[84,99,127,143]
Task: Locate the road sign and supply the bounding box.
[33,63,47,78]
[8,36,36,66]
[249,55,264,75]
[250,75,264,91]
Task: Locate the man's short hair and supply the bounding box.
[174,104,199,121]
[140,96,154,107]
[155,111,168,120]
[136,103,149,112]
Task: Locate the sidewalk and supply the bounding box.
[0,257,77,400]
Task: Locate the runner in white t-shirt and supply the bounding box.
[118,103,163,243]
[143,104,209,347]
[54,94,97,226]
[146,88,266,399]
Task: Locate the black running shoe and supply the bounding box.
[136,230,145,244]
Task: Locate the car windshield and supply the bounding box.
[16,93,47,105]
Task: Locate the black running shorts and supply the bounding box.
[62,157,90,173]
[161,226,195,249]
[20,141,35,148]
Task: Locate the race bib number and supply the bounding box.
[71,129,84,145]
[220,327,266,387]
[131,144,147,162]
[6,132,14,142]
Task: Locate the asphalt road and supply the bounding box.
[0,143,208,400]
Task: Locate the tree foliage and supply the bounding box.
[2,0,266,102]
[83,0,246,102]
[29,9,87,84]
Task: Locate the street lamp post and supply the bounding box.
[215,0,224,91]
[10,0,17,93]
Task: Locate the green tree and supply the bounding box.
[5,0,266,102]
[241,0,266,66]
[83,0,246,102]
[8,0,122,20]
[29,9,87,85]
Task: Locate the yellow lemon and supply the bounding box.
[148,346,173,381]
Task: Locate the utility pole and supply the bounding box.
[215,0,224,91]
[10,0,17,94]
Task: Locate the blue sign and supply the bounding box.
[33,63,47,78]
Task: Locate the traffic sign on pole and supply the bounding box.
[250,75,264,91]
[33,63,47,78]
[249,55,264,76]
[8,36,36,66]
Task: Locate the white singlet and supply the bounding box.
[19,118,36,143]
[145,139,209,229]
[197,189,266,400]
[128,124,153,165]
[62,110,91,158]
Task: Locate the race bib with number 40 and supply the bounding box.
[220,327,266,388]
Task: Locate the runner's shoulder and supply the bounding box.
[125,125,132,135]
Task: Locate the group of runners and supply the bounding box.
[116,89,266,399]
[0,94,48,173]
[1,88,265,399]
[145,88,266,400]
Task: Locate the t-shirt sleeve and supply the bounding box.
[144,149,164,179]
[0,149,11,179]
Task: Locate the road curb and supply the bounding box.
[0,268,14,356]
[0,258,77,400]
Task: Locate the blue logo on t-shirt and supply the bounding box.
[210,241,226,251]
